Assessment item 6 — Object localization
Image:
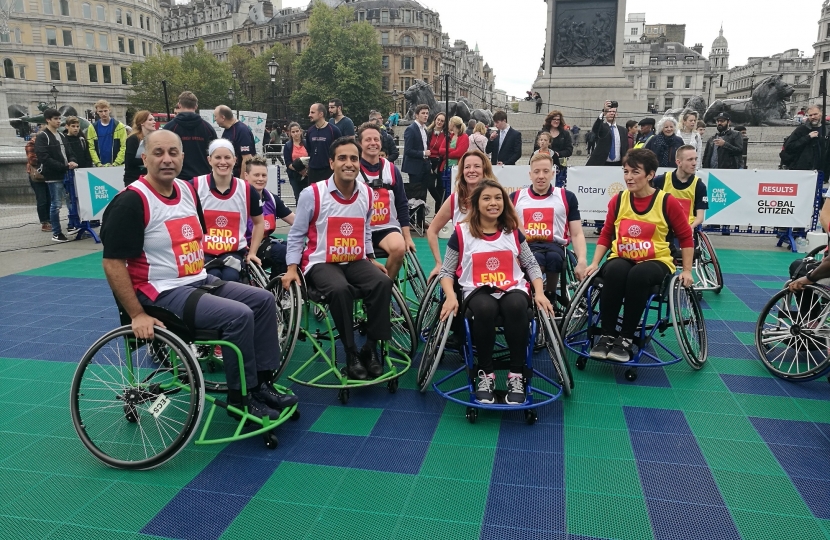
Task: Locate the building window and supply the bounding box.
[140,14,144,29]
[380,10,388,23]
[664,96,674,109]
[648,75,656,89]
[118,36,124,52]
[59,0,68,15]
[382,76,389,91]
[296,40,301,53]
[115,7,121,23]
[45,28,57,45]
[666,76,674,89]
[88,64,98,82]
[14,28,20,43]
[684,76,692,89]
[82,2,90,18]
[795,75,801,84]
[128,38,134,54]
[85,31,94,49]
[400,77,411,90]
[423,34,428,47]
[403,9,411,23]
[824,51,830,63]
[401,35,412,46]
[401,56,414,70]
[381,32,388,45]
[0,32,8,43]
[121,66,128,84]
[627,75,634,83]
[62,29,72,46]
[42,0,53,15]
[649,57,657,65]
[66,62,76,81]
[423,57,428,71]
[49,61,60,80]
[3,58,14,78]
[96,5,104,20]
[99,34,108,50]
[381,55,389,69]
[435,60,439,72]
[629,56,634,65]
[630,27,637,35]
[102,65,111,83]
[827,22,830,38]
[126,11,132,26]
[16,65,24,78]
[358,10,364,21]
[702,81,707,92]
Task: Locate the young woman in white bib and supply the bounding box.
[437,179,554,406]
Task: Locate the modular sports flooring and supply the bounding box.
[1,240,829,540]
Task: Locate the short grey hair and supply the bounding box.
[656,116,678,133]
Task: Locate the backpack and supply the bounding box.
[778,135,795,170]
[25,138,44,181]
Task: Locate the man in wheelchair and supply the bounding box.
[355,122,416,279]
[100,130,297,422]
[509,153,588,305]
[282,137,393,381]
[585,149,694,363]
[244,156,295,276]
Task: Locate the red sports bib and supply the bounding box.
[522,207,555,242]
[616,219,657,262]
[370,188,392,226]
[203,210,242,255]
[165,216,205,277]
[326,216,365,263]
[471,250,519,290]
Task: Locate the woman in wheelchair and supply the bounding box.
[243,156,295,276]
[438,179,554,405]
[193,139,265,282]
[428,149,495,279]
[585,149,694,363]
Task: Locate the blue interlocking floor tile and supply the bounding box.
[720,374,789,397]
[141,489,250,540]
[613,364,671,387]
[482,484,566,533]
[370,409,441,442]
[637,462,725,506]
[777,379,830,401]
[750,417,830,448]
[490,448,564,489]
[790,477,830,519]
[623,406,694,435]
[480,524,567,540]
[495,419,564,453]
[284,431,366,468]
[765,443,830,481]
[645,499,741,540]
[348,435,428,474]
[186,453,281,496]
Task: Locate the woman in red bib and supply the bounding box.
[586,149,694,363]
[437,179,554,406]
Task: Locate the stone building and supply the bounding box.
[163,0,258,61]
[1,0,164,120]
[727,48,812,115]
[811,0,830,102]
[706,26,729,103]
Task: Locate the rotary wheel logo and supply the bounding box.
[215,215,228,228]
[264,221,272,230]
[373,190,380,201]
[532,211,544,222]
[340,223,354,236]
[486,257,500,271]
[627,224,642,237]
[181,224,194,240]
[608,182,624,197]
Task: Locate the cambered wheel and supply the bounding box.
[807,243,827,261]
[576,357,587,370]
[415,276,443,343]
[669,276,708,370]
[338,388,350,405]
[695,230,724,294]
[625,368,638,382]
[524,409,537,425]
[465,407,478,424]
[390,285,418,359]
[266,276,302,380]
[247,261,271,289]
[539,310,572,396]
[556,250,580,314]
[263,432,278,450]
[70,326,204,470]
[387,378,399,393]
[417,314,452,393]
[404,251,428,304]
[562,272,601,339]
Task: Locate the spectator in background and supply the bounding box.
[796,107,807,123]
[65,116,93,170]
[402,104,433,222]
[735,125,749,169]
[369,110,399,163]
[625,120,639,150]
[531,132,552,161]
[283,121,308,201]
[35,108,77,243]
[702,113,743,170]
[535,92,543,113]
[534,110,573,181]
[586,101,628,167]
[570,124,581,146]
[122,110,155,186]
[25,136,50,232]
[328,98,355,137]
[306,103,341,182]
[644,116,685,168]
[86,99,126,167]
[781,105,823,170]
[162,91,217,181]
[469,122,489,153]
[634,117,655,148]
[466,119,476,136]
[678,111,703,170]
[214,105,256,178]
[437,116,470,171]
[485,110,522,165]
[696,120,707,141]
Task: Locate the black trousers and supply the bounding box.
[599,258,671,338]
[29,178,50,223]
[426,171,446,213]
[306,259,392,350]
[466,290,530,373]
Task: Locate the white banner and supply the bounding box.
[200,110,269,149]
[74,167,125,221]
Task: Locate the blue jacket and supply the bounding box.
[401,122,431,176]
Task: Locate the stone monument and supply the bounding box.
[0,79,28,203]
[530,0,647,124]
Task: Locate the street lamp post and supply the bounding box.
[50,84,58,109]
[392,89,398,115]
[231,69,239,117]
[227,87,236,118]
[268,55,278,123]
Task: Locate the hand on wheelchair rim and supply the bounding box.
[788,277,810,291]
[246,253,262,267]
[440,297,459,321]
[281,270,300,290]
[534,292,555,316]
[132,312,165,340]
[679,270,694,288]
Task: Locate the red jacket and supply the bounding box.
[437,133,470,167]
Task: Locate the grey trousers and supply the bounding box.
[138,275,280,391]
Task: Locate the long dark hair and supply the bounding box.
[465,179,520,239]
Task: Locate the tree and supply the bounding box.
[290,2,389,123]
[128,49,183,112]
[228,43,297,120]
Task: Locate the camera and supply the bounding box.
[609,101,618,109]
[368,175,385,189]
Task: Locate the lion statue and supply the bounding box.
[404,79,471,124]
[703,74,794,126]
[664,96,707,122]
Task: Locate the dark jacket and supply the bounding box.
[401,121,431,176]
[783,124,823,171]
[162,111,217,180]
[123,133,146,186]
[283,140,306,186]
[702,128,744,170]
[586,117,629,166]
[65,134,93,169]
[381,129,399,163]
[644,134,686,168]
[533,129,573,168]
[34,129,76,181]
[485,126,522,165]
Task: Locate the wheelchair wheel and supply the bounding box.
[695,231,723,294]
[415,276,442,342]
[403,250,428,303]
[806,244,827,261]
[539,310,572,396]
[669,276,708,370]
[556,249,580,312]
[418,313,452,392]
[265,275,301,380]
[70,326,205,470]
[562,271,601,338]
[246,261,271,289]
[390,285,417,359]
[755,285,830,380]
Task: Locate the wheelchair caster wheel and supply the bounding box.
[263,432,278,450]
[123,404,137,423]
[338,388,350,405]
[465,407,478,424]
[387,379,399,393]
[289,409,301,421]
[524,410,537,425]
[576,357,587,370]
[624,368,638,382]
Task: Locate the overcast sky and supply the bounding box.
[279,0,822,97]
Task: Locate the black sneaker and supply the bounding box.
[228,395,282,421]
[474,370,496,404]
[505,373,526,405]
[589,335,615,359]
[346,351,368,380]
[52,233,69,242]
[360,346,383,379]
[66,225,80,234]
[606,336,633,363]
[253,382,299,409]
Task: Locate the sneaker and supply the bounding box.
[589,335,615,359]
[66,225,80,234]
[505,372,526,405]
[213,345,223,359]
[346,351,368,380]
[244,395,282,421]
[474,370,496,404]
[41,223,51,232]
[253,382,299,409]
[606,336,633,363]
[51,233,69,242]
[360,346,383,379]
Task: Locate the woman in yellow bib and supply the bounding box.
[585,149,694,363]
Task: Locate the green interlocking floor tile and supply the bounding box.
[309,406,384,437]
[393,516,481,540]
[795,398,830,423]
[5,358,78,382]
[3,474,113,522]
[565,455,643,497]
[68,481,181,531]
[0,381,68,407]
[820,519,830,538]
[257,462,346,506]
[734,331,757,346]
[566,491,652,540]
[707,356,770,377]
[568,381,621,405]
[730,509,827,540]
[429,411,501,448]
[696,437,787,476]
[617,384,679,409]
[419,442,496,482]
[328,469,416,513]
[564,426,635,460]
[564,402,627,430]
[115,446,224,488]
[403,477,489,522]
[0,469,51,511]
[0,378,29,400]
[19,252,106,279]
[220,499,322,540]
[664,368,729,391]
[0,515,58,539]
[711,310,760,322]
[684,412,764,442]
[733,393,809,421]
[712,469,813,516]
[46,523,141,540]
[752,279,787,289]
[672,387,742,414]
[306,507,401,540]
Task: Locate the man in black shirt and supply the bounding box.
[214,105,256,177]
[305,103,341,183]
[100,129,297,420]
[162,91,217,181]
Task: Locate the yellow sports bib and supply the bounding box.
[609,190,675,273]
[660,171,699,225]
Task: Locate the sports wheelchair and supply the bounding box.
[416,279,572,424]
[562,269,707,382]
[281,271,414,404]
[373,246,428,320]
[70,300,299,470]
[688,229,723,294]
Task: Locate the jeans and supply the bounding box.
[47,181,65,235]
[29,178,50,223]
